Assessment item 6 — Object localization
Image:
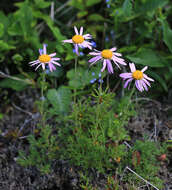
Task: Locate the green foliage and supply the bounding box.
[0,74,34,91]
[17,125,59,174]
[58,89,134,173]
[47,86,72,115]
[67,65,103,89]
[123,140,166,189]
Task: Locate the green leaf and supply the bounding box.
[86,0,101,7]
[67,66,102,89]
[161,20,172,53]
[34,0,51,9]
[0,40,15,51]
[33,11,65,41]
[122,0,132,17]
[47,86,72,115]
[87,14,104,22]
[135,0,168,13]
[0,75,29,91]
[127,48,166,67]
[0,23,4,37]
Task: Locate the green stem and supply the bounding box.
[121,86,135,127]
[74,56,78,104]
[41,72,46,127]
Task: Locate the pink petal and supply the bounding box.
[88,56,102,63]
[49,53,56,57]
[89,52,101,56]
[74,44,79,55]
[74,26,79,35]
[101,59,107,72]
[52,57,60,61]
[141,66,148,73]
[112,56,126,65]
[29,60,39,64]
[135,80,142,92]
[107,59,114,74]
[110,47,117,52]
[43,44,47,54]
[80,27,83,35]
[143,78,151,87]
[35,63,42,71]
[114,52,122,57]
[30,61,40,66]
[63,39,73,43]
[48,63,56,72]
[51,61,61,66]
[124,78,133,88]
[83,34,92,38]
[129,63,136,72]
[141,80,148,91]
[119,73,132,79]
[143,74,154,82]
[111,57,121,69]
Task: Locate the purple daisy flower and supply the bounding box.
[88,47,126,74]
[29,44,61,72]
[62,26,92,55]
[119,63,154,92]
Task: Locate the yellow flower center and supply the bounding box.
[132,70,143,80]
[39,54,51,63]
[72,35,84,44]
[101,49,113,59]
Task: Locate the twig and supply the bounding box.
[54,0,70,14]
[124,141,132,149]
[50,2,54,21]
[0,71,31,84]
[12,102,33,117]
[126,167,159,190]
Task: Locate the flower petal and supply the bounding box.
[141,80,148,91]
[80,26,83,35]
[143,74,154,82]
[119,73,132,79]
[110,47,117,52]
[89,52,101,56]
[129,63,136,72]
[141,66,148,73]
[51,60,61,66]
[74,44,79,55]
[124,78,133,88]
[88,56,102,63]
[74,26,79,35]
[49,53,56,57]
[43,44,47,54]
[101,59,107,72]
[106,59,114,74]
[63,39,73,43]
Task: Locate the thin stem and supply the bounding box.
[40,72,46,127]
[74,55,78,104]
[121,85,135,127]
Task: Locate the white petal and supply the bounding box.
[74,26,79,35]
[129,63,136,72]
[141,66,148,73]
[80,27,83,35]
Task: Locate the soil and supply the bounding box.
[0,88,172,190]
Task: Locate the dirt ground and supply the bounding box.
[0,88,172,190]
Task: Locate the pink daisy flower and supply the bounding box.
[88,47,126,74]
[119,63,154,92]
[62,26,92,55]
[29,44,61,72]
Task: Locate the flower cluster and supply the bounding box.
[29,26,154,92]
